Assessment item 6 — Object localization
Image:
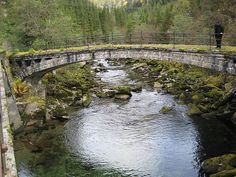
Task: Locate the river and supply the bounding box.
[15,58,236,177]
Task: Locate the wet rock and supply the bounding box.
[178,93,186,100]
[24,102,41,116]
[131,63,148,70]
[202,112,218,119]
[205,75,224,88]
[51,106,68,119]
[201,84,219,92]
[159,106,173,114]
[205,89,224,99]
[115,94,132,100]
[82,94,92,107]
[154,82,163,91]
[131,85,142,93]
[114,86,132,95]
[197,104,210,113]
[191,94,204,103]
[94,67,107,72]
[202,154,236,175]
[231,112,236,125]
[96,89,116,98]
[225,82,233,93]
[79,61,87,67]
[187,104,202,116]
[213,88,236,108]
[210,168,236,177]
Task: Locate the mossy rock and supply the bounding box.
[96,89,116,98]
[82,94,92,107]
[167,68,179,75]
[225,82,233,93]
[115,94,132,100]
[205,75,224,88]
[187,104,202,116]
[150,65,163,74]
[202,111,218,119]
[206,89,224,99]
[51,106,68,119]
[191,94,204,103]
[114,86,132,95]
[210,168,236,177]
[131,63,148,70]
[201,84,219,91]
[202,154,236,175]
[154,82,163,91]
[197,104,211,113]
[159,106,173,114]
[131,85,142,93]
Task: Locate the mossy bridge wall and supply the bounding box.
[10,48,236,78]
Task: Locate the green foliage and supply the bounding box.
[12,78,29,97]
[0,0,236,51]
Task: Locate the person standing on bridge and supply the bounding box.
[214,22,224,49]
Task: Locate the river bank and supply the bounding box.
[13,57,236,176]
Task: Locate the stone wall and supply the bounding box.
[0,52,18,177]
[10,48,236,78]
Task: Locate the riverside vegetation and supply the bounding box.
[13,57,236,176]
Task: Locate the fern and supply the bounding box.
[12,78,29,97]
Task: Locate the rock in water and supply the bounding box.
[187,104,202,116]
[159,106,173,114]
[115,94,132,100]
[154,82,163,91]
[202,154,236,176]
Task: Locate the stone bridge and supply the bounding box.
[0,46,236,176]
[10,47,236,78]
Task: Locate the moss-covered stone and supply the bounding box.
[205,75,224,88]
[225,82,233,93]
[115,94,132,100]
[81,94,92,107]
[159,106,173,114]
[191,94,204,103]
[187,104,202,116]
[154,82,163,91]
[114,86,132,95]
[96,89,116,98]
[210,168,236,177]
[202,154,236,175]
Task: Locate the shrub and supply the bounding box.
[12,78,29,97]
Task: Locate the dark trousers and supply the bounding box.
[215,34,223,48]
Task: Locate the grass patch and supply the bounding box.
[13,44,236,57]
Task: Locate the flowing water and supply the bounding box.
[15,58,236,177]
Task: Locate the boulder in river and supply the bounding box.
[96,89,116,98]
[115,94,132,100]
[114,86,132,95]
[187,104,202,116]
[202,154,236,176]
[154,82,163,92]
[159,106,173,114]
[131,84,142,93]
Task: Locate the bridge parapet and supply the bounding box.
[0,52,18,177]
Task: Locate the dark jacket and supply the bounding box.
[215,24,224,35]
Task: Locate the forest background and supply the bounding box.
[0,0,235,51]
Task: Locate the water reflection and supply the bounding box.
[65,89,199,177]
